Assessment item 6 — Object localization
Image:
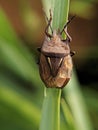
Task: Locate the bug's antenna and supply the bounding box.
[61,15,76,34]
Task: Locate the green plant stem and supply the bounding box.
[61,99,75,130]
[40,0,70,130]
[64,71,94,130]
[42,0,70,31]
[39,88,61,130]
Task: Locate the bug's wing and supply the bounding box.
[46,57,63,77]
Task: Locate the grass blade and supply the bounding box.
[40,0,70,130]
[39,89,61,130]
[63,71,94,130]
[0,8,43,87]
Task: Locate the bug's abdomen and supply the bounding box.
[39,54,73,88]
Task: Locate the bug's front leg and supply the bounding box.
[64,28,72,43]
[45,9,52,38]
[43,10,53,34]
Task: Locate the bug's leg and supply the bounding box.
[61,15,76,34]
[70,51,75,56]
[64,27,72,43]
[43,10,53,34]
[61,15,75,43]
[45,9,52,38]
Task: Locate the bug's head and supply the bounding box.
[50,29,62,42]
[41,28,70,59]
[40,14,75,59]
[46,15,76,41]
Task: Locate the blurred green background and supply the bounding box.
[0,0,98,130]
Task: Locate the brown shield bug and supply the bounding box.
[38,10,75,88]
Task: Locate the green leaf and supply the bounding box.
[0,80,41,130]
[40,0,70,130]
[63,71,94,130]
[39,89,61,130]
[0,8,43,87]
[61,99,75,130]
[42,0,69,30]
